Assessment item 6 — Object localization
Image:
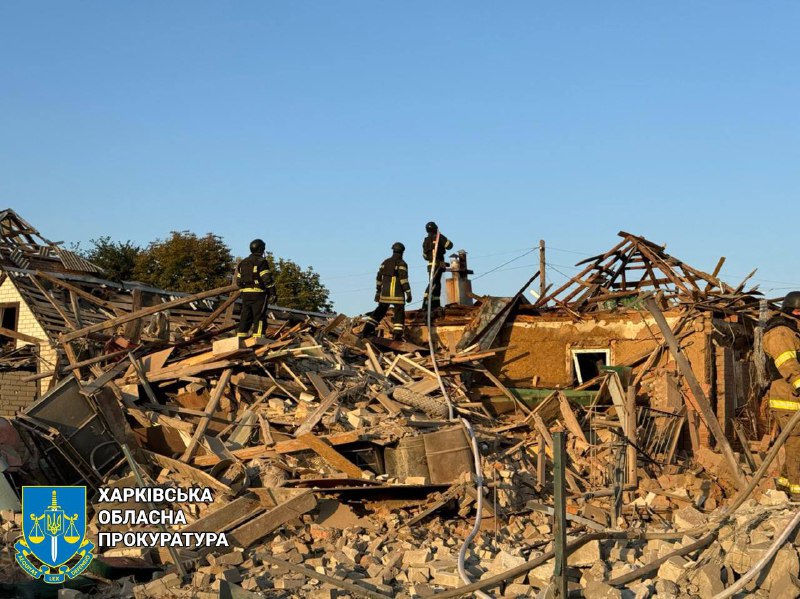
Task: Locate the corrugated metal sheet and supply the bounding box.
[53,247,103,273]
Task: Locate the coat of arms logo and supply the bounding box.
[15,486,95,583]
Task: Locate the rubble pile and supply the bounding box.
[2,225,799,598]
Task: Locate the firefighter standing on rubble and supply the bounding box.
[235,239,277,339]
[421,221,453,311]
[362,242,411,340]
[763,291,800,497]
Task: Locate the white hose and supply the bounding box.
[426,234,454,420]
[457,417,493,599]
[425,233,492,598]
[711,507,800,599]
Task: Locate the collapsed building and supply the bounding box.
[0,209,796,599]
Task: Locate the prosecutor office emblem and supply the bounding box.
[15,486,95,583]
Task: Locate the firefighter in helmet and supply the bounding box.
[362,242,411,340]
[235,239,277,339]
[763,291,800,496]
[421,221,453,311]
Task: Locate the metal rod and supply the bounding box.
[120,444,186,578]
[553,431,568,599]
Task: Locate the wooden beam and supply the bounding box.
[297,432,365,478]
[190,289,241,335]
[144,450,232,495]
[180,368,233,462]
[0,326,44,345]
[59,283,238,343]
[228,489,316,548]
[28,274,77,329]
[642,295,745,489]
[35,271,117,311]
[294,389,341,437]
[557,392,588,444]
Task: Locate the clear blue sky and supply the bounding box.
[1,3,798,314]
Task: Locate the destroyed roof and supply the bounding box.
[0,208,102,275]
[532,231,765,317]
[0,209,330,344]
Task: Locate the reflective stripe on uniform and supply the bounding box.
[778,477,790,487]
[241,287,266,293]
[390,277,397,298]
[792,376,800,390]
[769,399,800,410]
[237,333,249,338]
[379,296,404,303]
[776,350,798,367]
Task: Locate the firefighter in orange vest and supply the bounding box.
[362,242,411,340]
[763,291,800,496]
[421,221,453,311]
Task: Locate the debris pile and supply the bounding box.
[2,225,799,598]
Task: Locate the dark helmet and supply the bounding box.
[249,239,266,254]
[783,291,800,312]
[392,242,405,254]
[425,221,438,233]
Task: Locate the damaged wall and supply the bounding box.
[0,276,54,400]
[0,371,37,418]
[486,311,687,388]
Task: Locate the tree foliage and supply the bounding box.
[80,236,142,282]
[76,232,333,312]
[133,231,234,294]
[266,253,333,313]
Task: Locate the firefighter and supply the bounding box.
[421,221,453,311]
[362,242,411,340]
[763,291,800,496]
[235,239,277,339]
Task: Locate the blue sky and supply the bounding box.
[1,3,798,313]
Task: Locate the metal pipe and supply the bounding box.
[425,234,491,598]
[712,508,800,599]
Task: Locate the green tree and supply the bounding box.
[134,231,234,294]
[267,253,333,313]
[78,236,142,282]
[77,231,334,312]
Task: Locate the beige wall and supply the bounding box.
[484,311,687,388]
[0,277,56,397]
[0,371,38,418]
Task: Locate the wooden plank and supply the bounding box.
[59,283,238,343]
[180,368,233,462]
[191,430,364,467]
[306,371,332,397]
[35,270,117,310]
[475,366,532,416]
[228,489,316,548]
[557,392,588,444]
[123,288,144,343]
[190,289,241,335]
[0,326,44,345]
[143,360,234,383]
[28,274,77,329]
[374,391,402,416]
[181,494,263,535]
[297,432,365,478]
[143,450,232,494]
[364,342,384,375]
[642,295,745,489]
[294,389,341,437]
